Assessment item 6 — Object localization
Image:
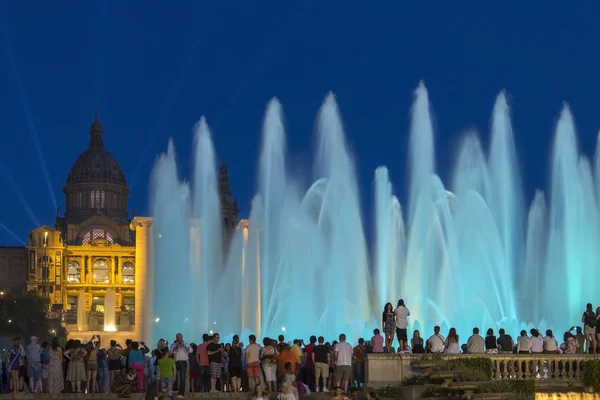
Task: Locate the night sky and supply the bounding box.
[2,2,600,246]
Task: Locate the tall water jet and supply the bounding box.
[104,288,116,332]
[523,191,547,324]
[256,98,289,337]
[191,117,223,336]
[151,140,192,341]
[487,91,522,322]
[546,105,585,329]
[77,291,86,331]
[374,167,405,310]
[313,93,370,337]
[404,82,440,330]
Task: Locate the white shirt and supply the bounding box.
[516,336,531,353]
[333,342,353,366]
[170,341,192,361]
[427,334,445,353]
[530,336,543,353]
[543,336,558,352]
[394,306,410,329]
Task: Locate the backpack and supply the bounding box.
[41,349,50,365]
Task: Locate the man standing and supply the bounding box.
[169,333,192,398]
[245,335,261,391]
[333,334,352,394]
[312,336,330,392]
[353,338,366,388]
[206,333,222,392]
[195,334,210,392]
[26,336,42,393]
[304,336,317,390]
[394,299,410,351]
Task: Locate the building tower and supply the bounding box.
[219,157,239,246]
[56,110,132,246]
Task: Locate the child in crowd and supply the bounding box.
[156,348,176,399]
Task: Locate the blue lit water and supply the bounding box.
[150,82,595,345]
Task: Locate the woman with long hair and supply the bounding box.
[126,342,145,391]
[382,302,395,353]
[530,329,543,354]
[543,330,559,353]
[7,337,22,393]
[228,338,243,393]
[517,330,531,354]
[259,338,278,393]
[411,330,424,353]
[107,340,122,385]
[485,329,498,354]
[444,328,460,354]
[64,340,87,393]
[46,337,64,394]
[86,335,101,393]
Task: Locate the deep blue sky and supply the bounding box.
[1,2,599,246]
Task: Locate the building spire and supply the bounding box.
[89,109,104,148]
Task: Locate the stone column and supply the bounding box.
[113,256,119,284]
[130,217,153,343]
[83,256,88,283]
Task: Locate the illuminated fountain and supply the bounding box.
[77,291,87,331]
[104,288,116,332]
[149,82,599,343]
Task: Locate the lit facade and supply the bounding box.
[0,112,239,341]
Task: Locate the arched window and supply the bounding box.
[90,190,105,208]
[93,259,109,283]
[67,261,81,283]
[122,262,134,284]
[82,228,114,245]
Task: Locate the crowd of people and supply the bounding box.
[1,300,599,399]
[384,301,600,356]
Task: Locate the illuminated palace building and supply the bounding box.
[0,113,239,341]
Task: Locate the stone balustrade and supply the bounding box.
[365,353,600,387]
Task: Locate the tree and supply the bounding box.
[0,291,66,343]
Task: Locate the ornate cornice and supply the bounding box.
[129,217,153,230]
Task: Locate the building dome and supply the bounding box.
[61,111,130,224]
[66,112,126,186]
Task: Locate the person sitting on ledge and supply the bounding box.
[497,328,514,353]
[462,327,485,354]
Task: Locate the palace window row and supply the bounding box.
[69,190,127,212]
[66,260,135,284]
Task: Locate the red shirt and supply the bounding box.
[196,342,209,366]
[305,343,316,368]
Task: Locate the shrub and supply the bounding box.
[582,359,600,392]
[476,379,535,398]
[438,357,493,379]
[401,374,430,386]
[376,384,403,399]
[421,386,467,399]
[453,369,491,382]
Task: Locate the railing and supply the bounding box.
[477,353,593,381]
[364,353,600,386]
